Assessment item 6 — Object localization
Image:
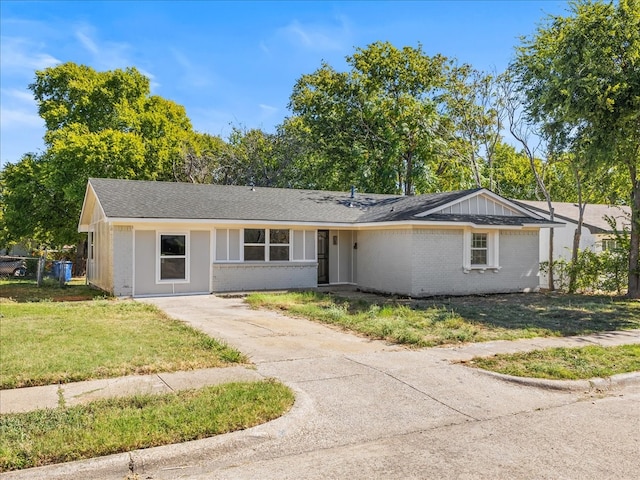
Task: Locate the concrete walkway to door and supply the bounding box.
[3,294,640,480]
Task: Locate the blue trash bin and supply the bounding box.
[52,261,73,282]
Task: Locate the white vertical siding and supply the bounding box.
[439,195,520,216]
[112,226,133,297]
[87,200,113,294]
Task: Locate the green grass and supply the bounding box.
[0,299,246,389]
[0,380,294,471]
[246,291,640,347]
[467,344,640,380]
[0,278,107,302]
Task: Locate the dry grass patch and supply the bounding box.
[1,299,246,389]
[466,344,640,380]
[246,291,640,347]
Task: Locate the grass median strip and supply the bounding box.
[465,344,640,380]
[0,380,295,472]
[0,299,246,389]
[246,292,640,347]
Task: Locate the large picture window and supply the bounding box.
[243,228,290,261]
[159,234,187,280]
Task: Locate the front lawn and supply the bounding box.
[466,344,640,380]
[0,278,106,302]
[0,380,294,471]
[0,298,246,389]
[246,291,640,347]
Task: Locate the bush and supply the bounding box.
[541,246,628,295]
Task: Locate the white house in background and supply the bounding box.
[514,200,631,287]
[78,178,559,298]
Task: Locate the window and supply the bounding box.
[471,233,488,265]
[88,231,94,260]
[602,238,618,252]
[243,228,290,261]
[270,229,290,261]
[159,234,187,281]
[244,229,266,261]
[464,230,499,272]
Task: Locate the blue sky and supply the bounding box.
[0,0,570,168]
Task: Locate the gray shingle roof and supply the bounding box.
[86,178,543,226]
[514,200,631,234]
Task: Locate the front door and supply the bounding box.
[317,230,329,284]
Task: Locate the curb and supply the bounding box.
[473,369,640,392]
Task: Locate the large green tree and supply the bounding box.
[289,42,455,195]
[1,63,194,264]
[512,0,640,297]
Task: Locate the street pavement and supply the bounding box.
[2,294,639,480]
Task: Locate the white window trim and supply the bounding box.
[241,228,292,262]
[463,229,500,273]
[157,232,190,283]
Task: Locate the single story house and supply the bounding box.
[78,178,559,297]
[514,200,631,287]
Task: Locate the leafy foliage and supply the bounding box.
[512,0,640,296]
[1,63,194,249]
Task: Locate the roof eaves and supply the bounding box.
[78,180,108,232]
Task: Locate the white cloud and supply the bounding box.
[75,29,99,55]
[0,107,42,128]
[170,48,212,88]
[277,15,352,52]
[0,36,60,72]
[2,88,34,103]
[72,23,132,70]
[259,103,278,114]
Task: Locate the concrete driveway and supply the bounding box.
[6,294,640,480]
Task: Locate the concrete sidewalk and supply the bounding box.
[2,326,638,414]
[0,366,262,414]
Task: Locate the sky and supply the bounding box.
[0,0,571,168]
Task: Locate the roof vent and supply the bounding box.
[249,182,255,192]
[350,185,356,199]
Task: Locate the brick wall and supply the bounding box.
[211,262,317,292]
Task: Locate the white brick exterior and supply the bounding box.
[356,228,540,297]
[356,230,413,295]
[211,262,317,292]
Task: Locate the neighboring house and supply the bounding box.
[514,200,631,287]
[78,178,558,297]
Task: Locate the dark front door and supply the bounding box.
[317,230,329,284]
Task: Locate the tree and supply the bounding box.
[512,0,640,297]
[174,132,229,184]
[1,63,194,271]
[289,42,453,195]
[504,81,558,290]
[443,68,507,190]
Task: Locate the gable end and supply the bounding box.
[415,190,543,219]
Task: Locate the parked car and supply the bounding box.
[0,257,27,277]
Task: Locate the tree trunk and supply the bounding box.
[627,172,640,298]
[548,208,555,291]
[404,151,414,196]
[74,239,87,277]
[568,171,585,294]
